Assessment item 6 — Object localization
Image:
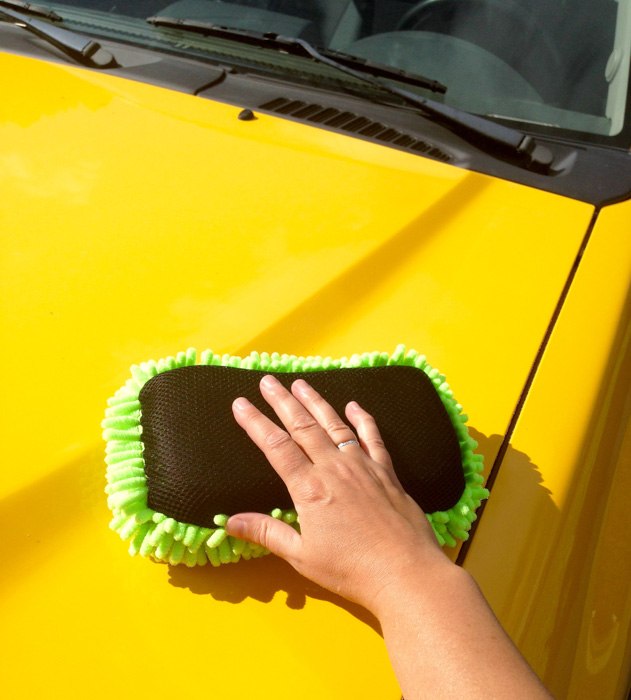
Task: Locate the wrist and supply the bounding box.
[368,550,461,621]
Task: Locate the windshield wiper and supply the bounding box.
[146,17,554,173]
[147,16,446,94]
[0,4,118,68]
[0,0,60,20]
[395,84,555,174]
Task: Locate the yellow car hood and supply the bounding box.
[1,53,594,698]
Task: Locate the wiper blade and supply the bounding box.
[0,0,60,21]
[147,16,446,94]
[0,5,118,68]
[146,17,554,173]
[314,46,447,94]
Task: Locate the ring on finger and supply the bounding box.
[337,439,360,450]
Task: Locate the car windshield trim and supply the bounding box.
[146,17,555,173]
[6,0,629,149]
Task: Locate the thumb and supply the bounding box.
[226,513,300,561]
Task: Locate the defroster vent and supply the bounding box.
[258,98,451,162]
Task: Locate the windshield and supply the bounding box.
[11,0,631,146]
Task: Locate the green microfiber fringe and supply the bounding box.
[102,345,488,565]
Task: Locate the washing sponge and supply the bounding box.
[102,346,487,566]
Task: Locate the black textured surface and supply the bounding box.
[139,365,465,526]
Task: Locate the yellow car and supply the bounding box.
[1,1,630,698]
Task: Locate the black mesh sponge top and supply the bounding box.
[139,365,465,526]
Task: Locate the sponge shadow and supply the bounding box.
[167,554,380,633]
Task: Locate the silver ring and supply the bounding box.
[337,439,360,449]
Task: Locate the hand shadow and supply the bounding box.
[167,426,551,636]
[168,552,381,634]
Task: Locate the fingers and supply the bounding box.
[226,513,300,560]
[345,400,394,469]
[259,375,344,456]
[291,379,360,450]
[232,396,309,482]
[234,376,394,479]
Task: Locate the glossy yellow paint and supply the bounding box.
[0,50,608,698]
[465,200,631,699]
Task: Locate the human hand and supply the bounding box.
[226,374,450,615]
[225,376,554,699]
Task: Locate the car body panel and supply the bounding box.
[465,199,631,698]
[1,49,628,699]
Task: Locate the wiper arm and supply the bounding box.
[147,16,446,94]
[146,17,553,173]
[393,84,555,174]
[0,5,118,68]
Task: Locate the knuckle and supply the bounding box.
[367,435,387,450]
[325,418,350,436]
[254,518,273,548]
[290,413,319,434]
[263,428,293,450]
[332,459,355,480]
[298,479,331,505]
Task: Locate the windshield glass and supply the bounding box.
[17,0,631,146]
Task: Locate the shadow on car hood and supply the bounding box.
[0,51,594,698]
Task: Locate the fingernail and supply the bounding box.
[226,515,246,536]
[261,375,279,389]
[292,379,310,395]
[233,397,251,412]
[347,401,360,412]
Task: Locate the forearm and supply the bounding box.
[374,561,552,700]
